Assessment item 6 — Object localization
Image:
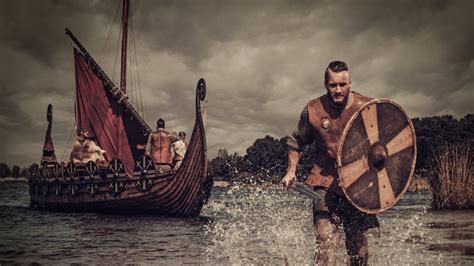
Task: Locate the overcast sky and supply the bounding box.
[0,0,473,167]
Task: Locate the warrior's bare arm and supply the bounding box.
[282,105,311,188]
[282,147,302,188]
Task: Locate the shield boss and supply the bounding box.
[337,99,416,214]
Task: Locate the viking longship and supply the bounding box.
[28,0,212,217]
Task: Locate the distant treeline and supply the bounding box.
[209,114,474,183]
[0,164,28,178]
[2,114,472,182]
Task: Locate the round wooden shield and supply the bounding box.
[66,162,78,181]
[107,158,126,178]
[134,155,156,191]
[107,158,126,194]
[52,162,61,179]
[134,155,156,177]
[337,99,416,214]
[85,161,99,180]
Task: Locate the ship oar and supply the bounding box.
[288,182,323,203]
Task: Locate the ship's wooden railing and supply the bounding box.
[28,155,180,196]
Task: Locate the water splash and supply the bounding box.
[371,206,434,264]
[202,186,474,264]
[203,184,316,264]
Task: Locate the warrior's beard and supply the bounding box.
[328,93,349,109]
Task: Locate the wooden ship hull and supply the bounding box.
[28,1,212,217]
[29,98,211,217]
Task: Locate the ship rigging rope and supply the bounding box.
[98,3,121,68]
[101,3,146,119]
[128,39,136,108]
[61,121,77,162]
[130,38,138,112]
[130,11,137,112]
[112,21,123,85]
[130,8,145,119]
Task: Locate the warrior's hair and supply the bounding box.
[324,60,349,85]
[157,118,165,128]
[178,131,186,139]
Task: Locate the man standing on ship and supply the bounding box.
[281,61,379,265]
[145,118,177,173]
[171,131,188,171]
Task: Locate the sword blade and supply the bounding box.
[290,182,322,202]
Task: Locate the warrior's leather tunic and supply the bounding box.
[288,91,372,195]
[146,129,174,164]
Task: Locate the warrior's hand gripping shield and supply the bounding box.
[337,99,417,214]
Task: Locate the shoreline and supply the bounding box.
[0,177,28,182]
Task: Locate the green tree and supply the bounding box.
[412,114,474,175]
[243,135,287,183]
[0,163,11,178]
[11,165,21,178]
[208,149,244,181]
[20,167,28,178]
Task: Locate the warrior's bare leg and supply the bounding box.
[345,228,369,266]
[314,218,340,265]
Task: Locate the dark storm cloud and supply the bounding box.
[131,0,325,64]
[0,0,473,167]
[0,0,118,66]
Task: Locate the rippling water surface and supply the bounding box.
[0,181,473,264]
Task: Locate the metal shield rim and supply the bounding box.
[336,98,417,214]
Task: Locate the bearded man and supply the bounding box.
[282,61,378,265]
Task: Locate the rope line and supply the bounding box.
[98,3,121,66]
[61,121,77,162]
[128,31,135,107]
[130,7,145,118]
[130,1,148,119]
[112,19,123,84]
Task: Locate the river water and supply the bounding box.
[0,181,472,264]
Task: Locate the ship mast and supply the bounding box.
[120,0,130,94]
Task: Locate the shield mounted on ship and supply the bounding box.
[337,99,416,214]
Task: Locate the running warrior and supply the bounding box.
[282,61,377,265]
